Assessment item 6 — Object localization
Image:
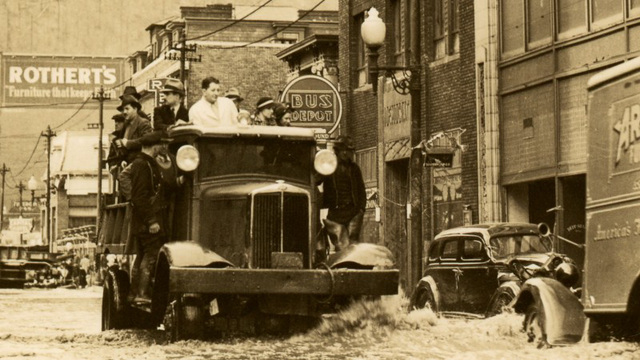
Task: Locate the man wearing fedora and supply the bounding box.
[120,86,150,120]
[189,76,238,126]
[319,135,366,251]
[128,131,172,305]
[225,87,244,111]
[115,95,153,162]
[153,78,189,131]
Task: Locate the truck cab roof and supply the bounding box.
[168,124,320,141]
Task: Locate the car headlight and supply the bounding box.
[314,149,337,176]
[176,145,200,172]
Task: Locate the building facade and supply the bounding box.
[340,0,480,290]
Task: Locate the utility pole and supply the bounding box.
[0,163,9,230]
[41,126,56,253]
[166,29,201,84]
[17,181,25,217]
[92,86,110,234]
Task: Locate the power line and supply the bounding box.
[208,0,326,50]
[53,96,92,130]
[13,136,42,177]
[186,0,274,42]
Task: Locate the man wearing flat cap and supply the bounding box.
[115,95,153,162]
[319,135,366,251]
[153,78,189,131]
[128,131,171,304]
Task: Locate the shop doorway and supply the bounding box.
[384,159,409,290]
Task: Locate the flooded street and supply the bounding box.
[0,288,638,359]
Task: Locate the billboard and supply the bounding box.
[1,55,124,106]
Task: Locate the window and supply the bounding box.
[527,0,552,49]
[557,0,587,39]
[591,0,622,27]
[355,12,368,87]
[631,0,640,18]
[427,241,441,262]
[441,239,459,260]
[356,148,377,187]
[434,0,460,59]
[392,0,404,66]
[501,0,524,55]
[462,238,485,260]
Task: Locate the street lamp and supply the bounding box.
[360,7,413,95]
[17,181,25,217]
[27,175,38,206]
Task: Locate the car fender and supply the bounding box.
[513,277,585,345]
[159,241,234,268]
[412,276,441,311]
[325,243,395,269]
[486,281,520,316]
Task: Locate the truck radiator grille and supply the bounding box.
[252,193,309,268]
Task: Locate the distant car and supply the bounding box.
[0,259,57,288]
[409,223,579,317]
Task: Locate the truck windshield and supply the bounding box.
[489,235,551,259]
[198,137,313,182]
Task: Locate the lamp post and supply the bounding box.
[360,6,424,290]
[17,181,25,217]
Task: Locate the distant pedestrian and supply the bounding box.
[253,97,276,126]
[225,87,244,111]
[153,78,189,131]
[189,77,238,126]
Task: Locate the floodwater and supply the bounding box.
[0,287,638,359]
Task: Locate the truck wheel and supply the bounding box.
[101,269,130,330]
[170,295,204,342]
[410,284,437,313]
[523,303,549,348]
[487,288,515,317]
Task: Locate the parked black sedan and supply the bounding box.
[409,222,579,317]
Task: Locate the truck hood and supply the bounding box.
[201,181,309,198]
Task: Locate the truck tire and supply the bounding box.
[101,269,130,330]
[523,303,549,348]
[170,295,205,342]
[410,284,437,313]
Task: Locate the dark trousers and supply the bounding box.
[131,234,163,300]
[324,208,364,251]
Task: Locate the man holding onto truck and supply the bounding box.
[189,76,238,126]
[128,131,171,305]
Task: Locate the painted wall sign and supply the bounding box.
[1,55,124,105]
[383,86,411,142]
[279,75,342,134]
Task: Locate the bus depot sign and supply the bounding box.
[279,75,342,134]
[1,55,123,106]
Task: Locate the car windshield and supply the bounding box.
[198,137,313,183]
[489,234,551,259]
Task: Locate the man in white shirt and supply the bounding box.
[189,77,238,126]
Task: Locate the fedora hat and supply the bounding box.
[111,113,125,122]
[119,86,142,100]
[225,87,244,102]
[117,94,141,112]
[159,78,185,96]
[334,135,355,150]
[139,130,172,146]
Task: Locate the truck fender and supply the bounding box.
[325,243,395,269]
[159,241,234,268]
[513,277,585,345]
[410,276,441,312]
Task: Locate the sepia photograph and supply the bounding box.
[0,0,639,358]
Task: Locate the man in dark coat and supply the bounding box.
[128,131,171,304]
[115,95,153,163]
[106,113,126,168]
[320,135,366,251]
[153,78,189,131]
[120,86,151,120]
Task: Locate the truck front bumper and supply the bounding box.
[169,267,399,296]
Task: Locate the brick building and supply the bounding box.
[126,3,338,117]
[340,0,480,290]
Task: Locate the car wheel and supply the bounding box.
[523,303,549,348]
[410,284,437,313]
[101,269,130,330]
[487,288,515,317]
[170,294,204,342]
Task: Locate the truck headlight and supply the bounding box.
[176,145,200,172]
[314,149,337,176]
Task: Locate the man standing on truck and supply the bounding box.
[319,135,366,251]
[114,95,153,163]
[128,131,170,305]
[189,76,238,126]
[153,78,189,131]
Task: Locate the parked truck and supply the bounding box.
[513,56,640,346]
[98,124,398,341]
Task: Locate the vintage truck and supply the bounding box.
[512,56,640,346]
[98,124,398,340]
